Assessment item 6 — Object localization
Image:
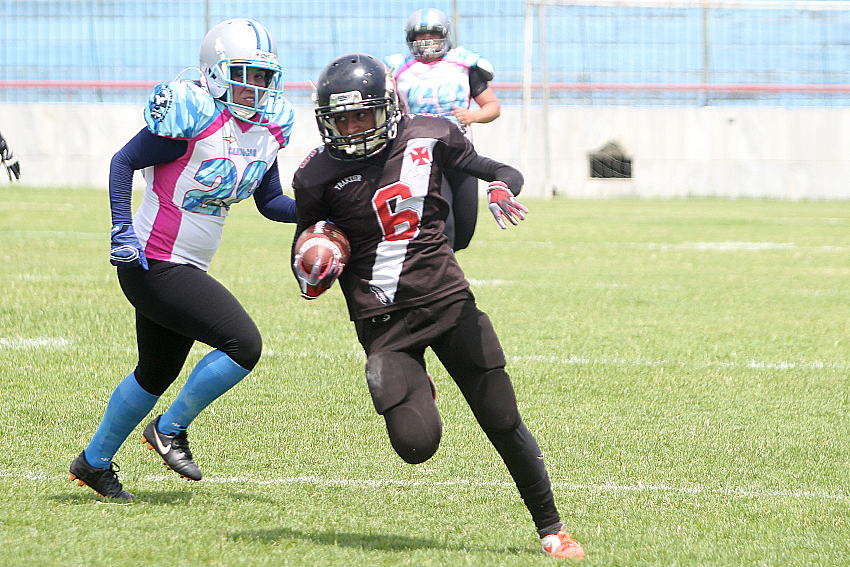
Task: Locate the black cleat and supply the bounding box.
[141,415,202,481]
[69,451,135,502]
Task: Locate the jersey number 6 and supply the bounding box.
[372,182,422,241]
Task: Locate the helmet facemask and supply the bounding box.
[409,35,450,60]
[315,73,400,161]
[405,8,452,60]
[206,57,283,124]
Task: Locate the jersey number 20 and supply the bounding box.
[183,159,268,215]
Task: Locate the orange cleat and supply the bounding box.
[541,526,585,559]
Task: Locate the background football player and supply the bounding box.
[0,129,20,181]
[384,8,502,252]
[291,53,583,559]
[70,18,298,501]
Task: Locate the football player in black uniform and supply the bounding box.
[0,130,20,181]
[291,53,584,559]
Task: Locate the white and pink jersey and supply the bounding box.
[385,47,494,143]
[134,80,294,271]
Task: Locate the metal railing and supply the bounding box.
[1,0,848,106]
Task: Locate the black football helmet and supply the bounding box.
[314,53,401,161]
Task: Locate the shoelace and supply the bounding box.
[545,531,575,549]
[97,463,123,490]
[171,433,193,459]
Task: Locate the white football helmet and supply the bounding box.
[199,19,284,124]
[405,8,452,60]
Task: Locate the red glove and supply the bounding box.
[293,254,344,300]
[487,181,528,229]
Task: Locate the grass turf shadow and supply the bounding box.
[230,526,530,555]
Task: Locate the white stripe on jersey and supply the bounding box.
[368,138,436,303]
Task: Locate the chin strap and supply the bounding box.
[231,106,258,120]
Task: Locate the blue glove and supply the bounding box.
[110,223,149,270]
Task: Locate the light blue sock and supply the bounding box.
[158,350,249,435]
[85,372,159,468]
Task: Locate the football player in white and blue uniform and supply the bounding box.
[384,8,504,251]
[69,19,296,501]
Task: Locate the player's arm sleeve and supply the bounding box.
[109,127,188,225]
[469,66,490,99]
[253,160,297,223]
[456,152,524,196]
[290,177,331,276]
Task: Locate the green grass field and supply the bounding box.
[1,186,848,566]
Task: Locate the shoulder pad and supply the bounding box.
[264,96,296,144]
[145,80,219,139]
[444,48,495,81]
[384,53,410,75]
[475,57,495,82]
[445,47,477,65]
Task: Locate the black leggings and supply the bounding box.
[355,291,561,533]
[117,261,261,396]
[441,170,479,251]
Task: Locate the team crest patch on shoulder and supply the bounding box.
[149,85,173,123]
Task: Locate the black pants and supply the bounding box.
[354,290,561,534]
[441,170,479,251]
[117,261,261,396]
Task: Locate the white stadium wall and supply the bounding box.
[2,104,849,199]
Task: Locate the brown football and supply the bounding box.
[294,221,351,273]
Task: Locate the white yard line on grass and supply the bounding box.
[615,241,850,253]
[490,241,850,253]
[514,354,850,372]
[0,230,103,239]
[617,241,850,253]
[1,469,845,501]
[3,336,844,372]
[0,337,72,349]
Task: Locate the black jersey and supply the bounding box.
[292,114,522,321]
